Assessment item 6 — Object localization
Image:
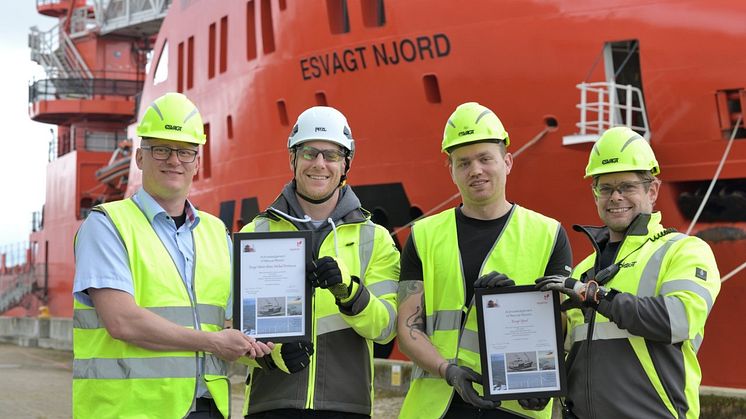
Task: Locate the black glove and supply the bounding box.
[474,271,515,288]
[444,364,500,410]
[307,256,352,299]
[518,397,551,411]
[261,340,314,374]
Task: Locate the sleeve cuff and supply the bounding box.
[337,277,370,316]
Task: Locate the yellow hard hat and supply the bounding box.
[442,102,509,154]
[136,92,206,144]
[585,127,659,178]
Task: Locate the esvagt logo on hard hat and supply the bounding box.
[458,129,474,136]
[165,124,183,131]
[602,158,619,164]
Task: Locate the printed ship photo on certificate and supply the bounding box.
[233,231,312,343]
[474,285,566,401]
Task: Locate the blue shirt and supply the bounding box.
[73,188,232,399]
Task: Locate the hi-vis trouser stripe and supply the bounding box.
[73,304,225,329]
[73,354,228,379]
[411,309,462,380]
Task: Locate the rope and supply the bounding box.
[685,115,742,235]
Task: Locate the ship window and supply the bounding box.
[277,100,289,126]
[261,0,276,53]
[152,41,168,85]
[177,41,184,92]
[240,197,260,230]
[315,91,328,106]
[208,23,216,78]
[220,16,228,73]
[202,123,212,179]
[246,0,257,60]
[227,115,234,139]
[604,39,644,129]
[278,0,287,11]
[219,200,236,231]
[423,74,441,103]
[362,0,385,27]
[715,89,746,139]
[187,36,195,89]
[327,0,350,34]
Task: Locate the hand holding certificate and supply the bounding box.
[233,231,312,343]
[474,285,566,401]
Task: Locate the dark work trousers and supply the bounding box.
[247,409,370,419]
[187,397,222,419]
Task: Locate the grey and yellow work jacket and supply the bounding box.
[72,199,232,418]
[566,212,720,419]
[399,205,560,419]
[240,184,400,416]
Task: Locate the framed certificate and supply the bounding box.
[474,285,566,401]
[233,231,312,343]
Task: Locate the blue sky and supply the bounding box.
[0,6,56,250]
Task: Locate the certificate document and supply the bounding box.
[233,231,312,343]
[474,285,566,400]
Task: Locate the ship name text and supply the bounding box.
[300,33,451,81]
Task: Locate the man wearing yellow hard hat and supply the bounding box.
[398,102,572,418]
[72,92,272,418]
[537,126,721,418]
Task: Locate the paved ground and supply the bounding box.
[0,343,404,418]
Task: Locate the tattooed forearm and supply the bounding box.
[406,303,426,340]
[398,280,424,305]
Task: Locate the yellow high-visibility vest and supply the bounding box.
[73,198,231,418]
[400,205,560,419]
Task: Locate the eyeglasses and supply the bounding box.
[592,180,652,198]
[141,145,198,163]
[298,146,347,162]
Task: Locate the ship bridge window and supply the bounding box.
[151,41,168,85]
[277,100,289,126]
[423,74,441,103]
[209,23,216,78]
[220,16,229,73]
[201,123,212,179]
[327,0,350,34]
[315,91,328,106]
[187,36,195,89]
[715,89,746,139]
[177,41,184,92]
[261,0,276,53]
[85,130,124,152]
[246,1,258,60]
[362,0,385,27]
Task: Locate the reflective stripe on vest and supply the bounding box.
[74,304,225,329]
[74,354,228,379]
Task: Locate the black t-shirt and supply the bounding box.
[400,205,573,305]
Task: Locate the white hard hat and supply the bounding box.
[288,106,355,158]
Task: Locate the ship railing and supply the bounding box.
[93,0,171,36]
[0,265,46,315]
[563,81,650,145]
[0,241,47,313]
[28,19,92,80]
[29,77,144,102]
[70,6,98,39]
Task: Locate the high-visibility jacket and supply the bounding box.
[566,212,720,418]
[240,187,400,416]
[399,205,560,419]
[72,198,232,418]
